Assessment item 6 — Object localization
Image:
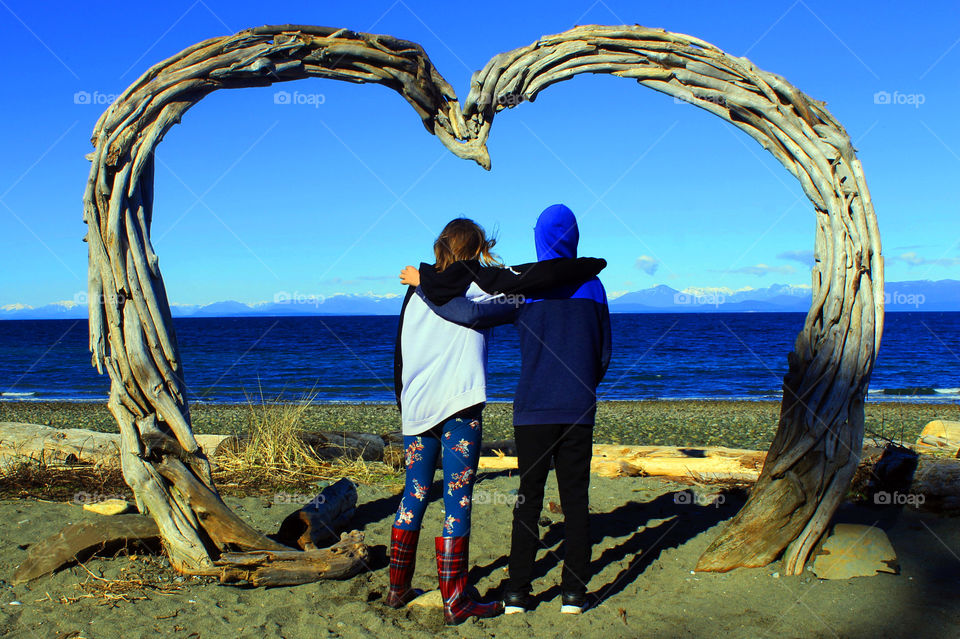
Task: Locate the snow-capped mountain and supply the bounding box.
[2,281,957,319]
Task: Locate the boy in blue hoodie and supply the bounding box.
[413,204,611,614]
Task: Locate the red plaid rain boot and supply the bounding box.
[385,526,423,608]
[435,536,503,625]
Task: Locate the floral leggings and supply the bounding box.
[394,406,483,537]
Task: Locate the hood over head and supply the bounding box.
[534,204,579,261]
[527,203,607,306]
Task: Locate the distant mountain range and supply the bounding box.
[3,280,957,319]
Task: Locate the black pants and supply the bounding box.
[507,423,593,596]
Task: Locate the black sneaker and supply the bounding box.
[560,591,588,615]
[503,591,534,615]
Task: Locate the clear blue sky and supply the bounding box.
[1,0,958,307]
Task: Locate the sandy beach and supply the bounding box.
[0,400,958,637]
[1,471,958,638]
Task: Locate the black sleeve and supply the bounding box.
[420,257,607,305]
[393,285,417,410]
[416,261,478,306]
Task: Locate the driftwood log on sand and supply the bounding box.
[478,443,770,482]
[273,478,358,550]
[216,531,369,587]
[915,420,960,456]
[590,444,766,481]
[0,422,229,467]
[11,479,368,586]
[853,444,960,513]
[12,515,161,584]
[0,422,382,468]
[479,442,960,515]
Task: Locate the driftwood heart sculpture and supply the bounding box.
[83,24,883,578]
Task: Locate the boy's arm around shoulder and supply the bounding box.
[476,257,607,298]
[416,287,520,329]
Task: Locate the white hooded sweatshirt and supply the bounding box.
[396,282,495,435]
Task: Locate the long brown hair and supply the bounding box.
[433,218,501,272]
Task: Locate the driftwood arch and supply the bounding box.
[83,24,882,577]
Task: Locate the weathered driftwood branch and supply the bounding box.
[12,515,160,584]
[83,25,483,573]
[455,25,882,574]
[216,530,368,586]
[85,23,881,578]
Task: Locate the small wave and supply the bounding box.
[876,387,939,396]
[1,391,36,397]
[935,388,960,394]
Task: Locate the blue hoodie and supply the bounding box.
[514,204,611,425]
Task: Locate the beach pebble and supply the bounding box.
[82,499,131,516]
[407,590,442,609]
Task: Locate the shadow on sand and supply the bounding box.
[468,487,747,609]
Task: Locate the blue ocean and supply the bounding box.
[1,313,958,404]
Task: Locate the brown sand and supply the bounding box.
[1,471,958,638]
